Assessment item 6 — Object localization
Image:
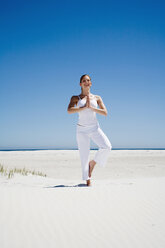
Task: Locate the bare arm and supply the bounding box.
[89,95,108,116]
[67,96,87,114]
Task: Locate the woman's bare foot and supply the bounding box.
[88,160,96,177]
[86,179,91,186]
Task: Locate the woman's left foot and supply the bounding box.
[86,179,91,186]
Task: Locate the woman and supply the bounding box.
[67,74,112,186]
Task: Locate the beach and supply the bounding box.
[0,150,165,248]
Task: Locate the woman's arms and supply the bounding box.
[67,95,108,116]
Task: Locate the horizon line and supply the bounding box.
[0,148,165,151]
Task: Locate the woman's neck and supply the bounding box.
[81,89,91,96]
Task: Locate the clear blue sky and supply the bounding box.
[0,0,165,149]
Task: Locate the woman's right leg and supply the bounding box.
[76,130,91,181]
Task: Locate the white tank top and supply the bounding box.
[77,95,99,127]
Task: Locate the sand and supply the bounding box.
[0,150,165,248]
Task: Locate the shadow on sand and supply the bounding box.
[44,183,88,188]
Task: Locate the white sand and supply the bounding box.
[0,150,165,248]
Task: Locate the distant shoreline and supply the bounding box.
[0,148,165,151]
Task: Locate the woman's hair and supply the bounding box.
[80,74,91,83]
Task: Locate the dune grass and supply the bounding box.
[0,164,46,179]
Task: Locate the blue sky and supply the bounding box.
[0,0,165,149]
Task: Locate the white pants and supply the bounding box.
[76,123,112,180]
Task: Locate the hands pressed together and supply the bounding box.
[81,95,94,110]
[85,95,91,108]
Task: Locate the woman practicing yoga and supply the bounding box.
[67,74,112,186]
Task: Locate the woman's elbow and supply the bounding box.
[67,108,71,114]
[104,110,108,116]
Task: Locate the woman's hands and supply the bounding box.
[79,95,90,109]
[83,95,92,109]
[86,95,90,108]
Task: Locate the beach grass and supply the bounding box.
[0,164,46,179]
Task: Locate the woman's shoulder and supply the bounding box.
[93,94,101,100]
[69,95,79,104]
[70,95,80,100]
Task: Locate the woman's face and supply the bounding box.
[80,75,92,89]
